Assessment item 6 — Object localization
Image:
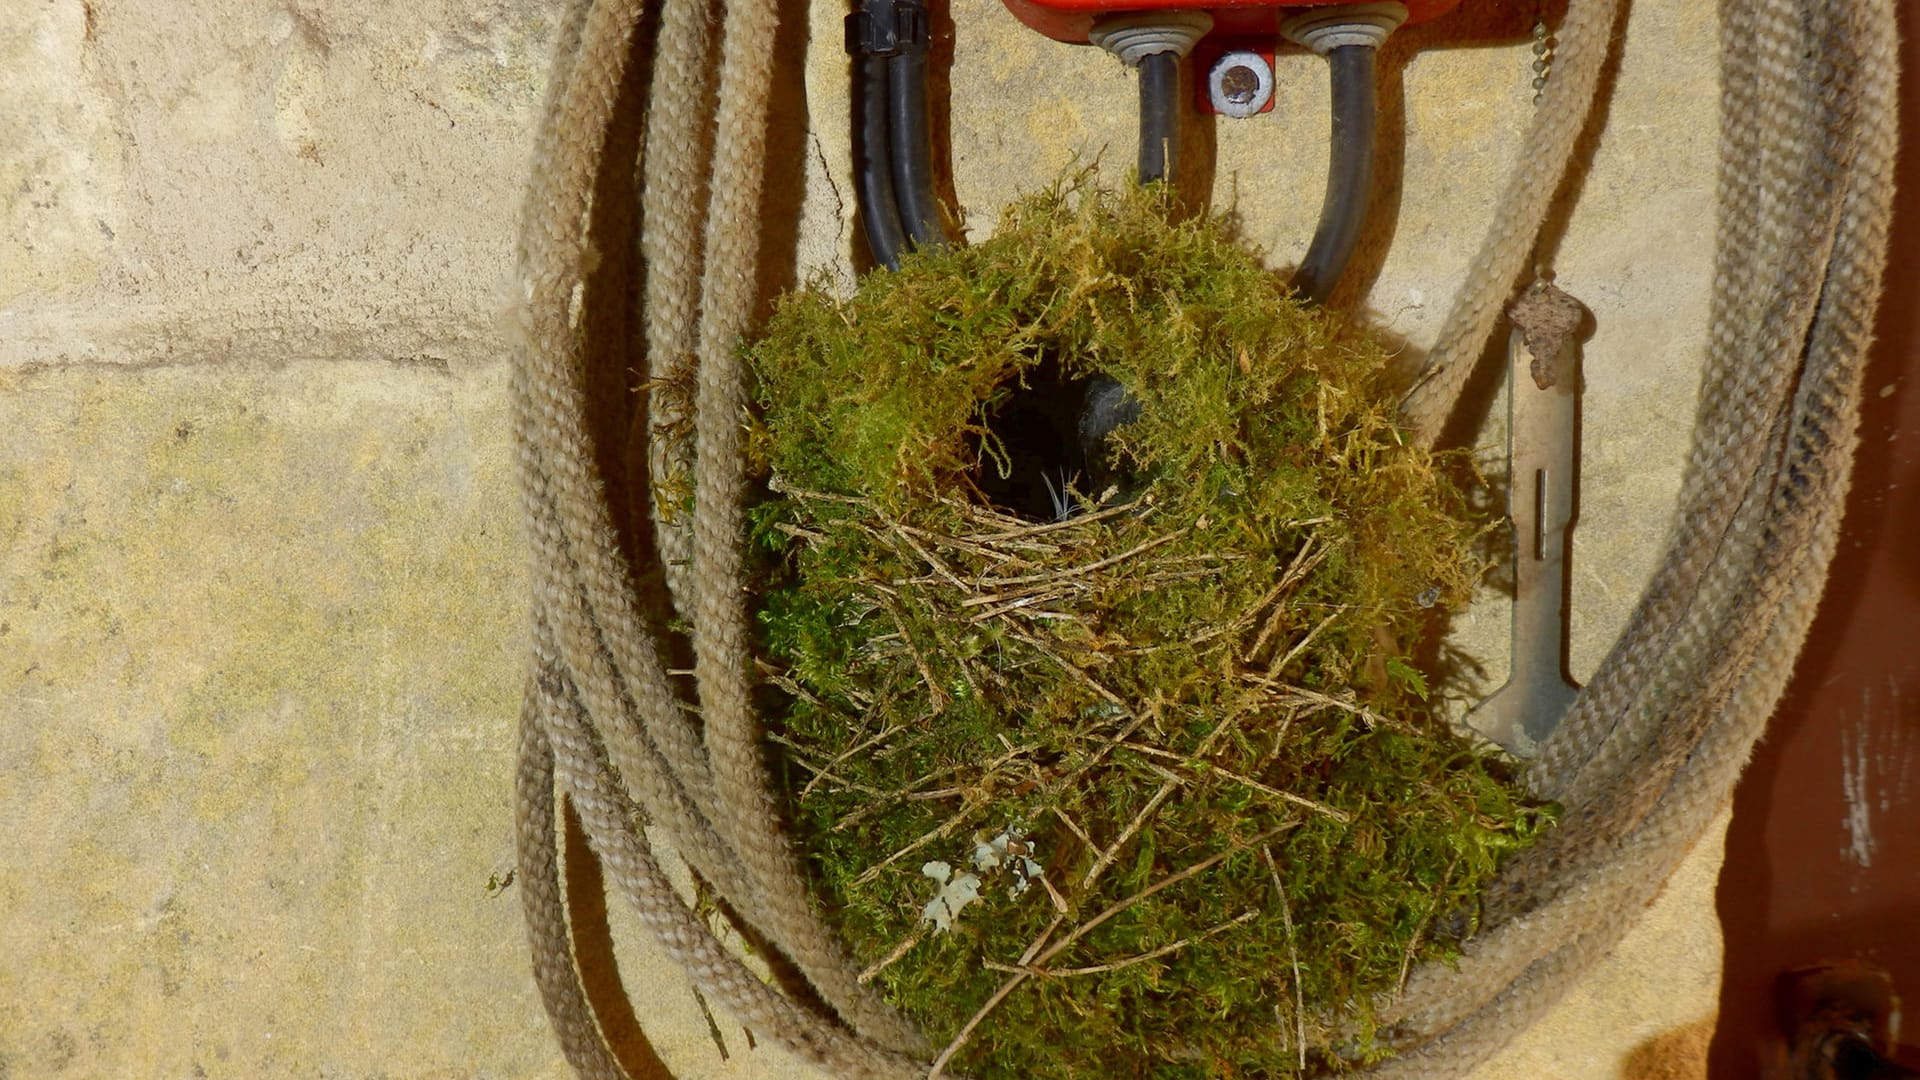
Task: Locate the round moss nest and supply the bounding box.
[745,183,1551,1078]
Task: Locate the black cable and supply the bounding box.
[1136,51,1180,185]
[1096,50,1182,482]
[853,53,908,270]
[1290,43,1377,304]
[888,45,946,249]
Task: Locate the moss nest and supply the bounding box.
[745,183,1551,1078]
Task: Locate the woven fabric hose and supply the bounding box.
[507,0,1901,1072]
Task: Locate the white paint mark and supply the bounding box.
[1839,681,1919,871]
[1842,710,1875,868]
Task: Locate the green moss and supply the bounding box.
[746,181,1551,1078]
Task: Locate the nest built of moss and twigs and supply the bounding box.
[743,181,1552,1078]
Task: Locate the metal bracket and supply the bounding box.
[1465,283,1586,756]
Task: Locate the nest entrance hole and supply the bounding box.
[970,357,1138,522]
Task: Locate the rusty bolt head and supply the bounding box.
[1208,50,1273,118]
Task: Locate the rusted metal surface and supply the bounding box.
[1710,10,1920,1075]
[1780,964,1916,1080]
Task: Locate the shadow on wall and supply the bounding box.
[1412,0,1627,451]
[1328,0,1594,316]
[1624,1016,1717,1080]
[563,802,676,1080]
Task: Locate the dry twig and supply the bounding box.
[1263,845,1308,1073]
[1117,741,1350,823]
[858,926,928,985]
[1013,909,1259,977]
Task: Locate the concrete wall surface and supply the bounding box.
[2,0,1726,1076]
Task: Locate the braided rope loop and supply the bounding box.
[509,0,1900,1073]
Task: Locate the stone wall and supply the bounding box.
[1,0,1723,1075]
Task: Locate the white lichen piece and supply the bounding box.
[971,832,1010,872]
[1007,848,1045,899]
[920,863,982,934]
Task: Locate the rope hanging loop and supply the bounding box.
[508,0,1902,1072]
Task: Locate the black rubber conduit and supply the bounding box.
[853,53,909,269]
[1136,50,1180,185]
[1290,42,1377,304]
[1090,48,1184,497]
[888,44,947,248]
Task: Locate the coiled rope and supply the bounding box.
[507,0,1899,1071]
